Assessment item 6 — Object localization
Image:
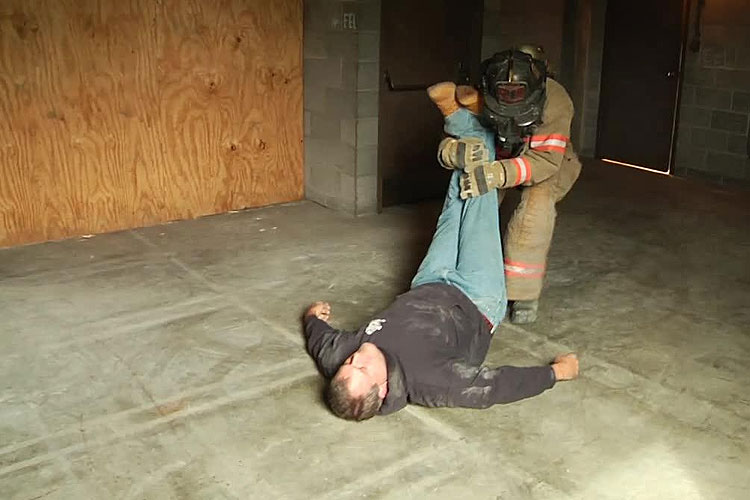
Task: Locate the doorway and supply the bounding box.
[378,0,483,207]
[596,0,687,173]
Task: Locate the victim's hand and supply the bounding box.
[551,353,579,381]
[306,301,331,322]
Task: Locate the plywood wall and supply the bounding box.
[0,0,303,247]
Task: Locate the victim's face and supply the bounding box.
[335,342,386,399]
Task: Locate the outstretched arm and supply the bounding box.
[447,354,579,408]
[304,302,361,379]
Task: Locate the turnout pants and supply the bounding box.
[500,147,581,301]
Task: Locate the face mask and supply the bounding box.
[479,49,548,143]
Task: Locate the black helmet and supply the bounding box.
[479,47,548,145]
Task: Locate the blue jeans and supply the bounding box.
[411,108,507,327]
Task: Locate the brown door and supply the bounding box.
[596,0,686,172]
[378,0,483,207]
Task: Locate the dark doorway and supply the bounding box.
[378,0,483,208]
[596,0,687,172]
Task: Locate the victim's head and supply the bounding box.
[326,342,388,421]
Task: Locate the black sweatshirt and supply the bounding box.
[305,283,556,415]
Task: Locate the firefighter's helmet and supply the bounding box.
[479,46,548,141]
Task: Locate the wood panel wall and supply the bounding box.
[0,0,303,247]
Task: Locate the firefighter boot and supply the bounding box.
[510,299,539,324]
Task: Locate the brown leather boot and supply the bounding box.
[456,85,483,114]
[427,82,460,117]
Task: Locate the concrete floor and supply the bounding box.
[1,160,749,499]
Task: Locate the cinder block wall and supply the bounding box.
[303,0,380,215]
[674,0,750,187]
[355,1,381,215]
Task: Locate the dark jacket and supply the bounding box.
[305,283,556,415]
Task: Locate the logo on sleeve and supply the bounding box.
[365,319,386,335]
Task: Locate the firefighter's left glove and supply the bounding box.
[460,161,506,199]
[437,137,490,170]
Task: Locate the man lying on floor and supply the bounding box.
[303,168,579,421]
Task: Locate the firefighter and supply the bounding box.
[436,45,582,324]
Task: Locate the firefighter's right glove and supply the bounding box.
[437,137,490,170]
[459,161,506,199]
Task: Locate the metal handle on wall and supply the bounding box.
[383,70,429,92]
[383,61,470,92]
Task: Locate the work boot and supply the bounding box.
[427,82,460,117]
[456,85,483,114]
[510,300,539,324]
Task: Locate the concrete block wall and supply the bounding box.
[304,0,380,215]
[355,0,381,214]
[674,0,750,187]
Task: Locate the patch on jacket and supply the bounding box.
[365,318,386,335]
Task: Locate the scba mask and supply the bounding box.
[479,48,548,152]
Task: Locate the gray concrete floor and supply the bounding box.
[1,160,749,499]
